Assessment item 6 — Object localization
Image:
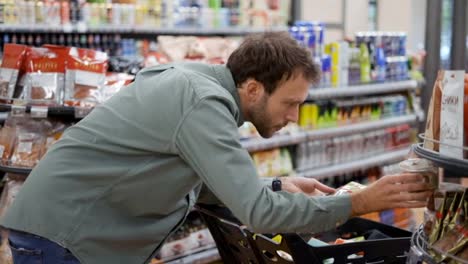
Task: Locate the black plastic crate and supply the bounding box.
[195,204,412,264]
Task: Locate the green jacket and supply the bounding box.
[1,63,351,264]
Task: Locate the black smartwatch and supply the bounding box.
[272,177,282,192]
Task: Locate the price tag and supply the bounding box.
[11,105,26,117]
[31,106,48,118]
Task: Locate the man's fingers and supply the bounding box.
[398,182,433,193]
[387,173,425,184]
[314,181,336,194]
[398,191,433,202]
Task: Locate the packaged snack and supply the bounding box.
[448,244,468,264]
[429,192,453,244]
[64,47,108,107]
[424,70,444,151]
[0,44,27,102]
[23,47,66,105]
[432,223,467,262]
[440,192,462,238]
[439,70,465,159]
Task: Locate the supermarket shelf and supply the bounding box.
[164,246,220,264]
[241,114,418,152]
[309,80,418,99]
[0,104,92,119]
[241,133,307,152]
[0,24,288,35]
[297,147,410,180]
[413,143,468,177]
[305,114,417,141]
[0,163,32,175]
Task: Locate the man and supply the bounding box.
[1,32,431,264]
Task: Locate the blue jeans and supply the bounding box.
[8,229,80,264]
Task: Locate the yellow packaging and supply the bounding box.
[325,42,340,87]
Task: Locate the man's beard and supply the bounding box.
[250,96,274,138]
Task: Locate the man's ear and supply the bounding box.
[243,78,264,102]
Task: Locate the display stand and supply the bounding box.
[410,134,467,263]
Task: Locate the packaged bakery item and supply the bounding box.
[424,70,444,151]
[23,46,66,105]
[100,72,134,102]
[64,47,108,107]
[0,44,27,102]
[0,124,16,163]
[43,120,68,153]
[439,70,465,159]
[6,116,48,168]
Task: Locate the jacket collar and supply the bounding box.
[212,65,245,127]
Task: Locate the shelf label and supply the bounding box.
[11,105,26,117]
[31,106,48,118]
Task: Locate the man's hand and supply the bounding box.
[281,177,336,196]
[351,173,434,216]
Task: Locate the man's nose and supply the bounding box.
[285,109,299,123]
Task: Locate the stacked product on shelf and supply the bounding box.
[251,148,293,177]
[153,212,216,263]
[289,26,410,88]
[0,43,135,107]
[406,70,468,263]
[299,94,409,129]
[296,124,412,171]
[0,0,290,29]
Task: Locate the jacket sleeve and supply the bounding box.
[174,97,352,233]
[197,178,275,205]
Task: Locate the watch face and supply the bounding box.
[272,179,282,191]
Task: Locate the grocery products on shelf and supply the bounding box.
[156,213,216,261]
[0,0,290,29]
[0,114,70,168]
[290,25,411,87]
[251,148,293,177]
[299,95,409,130]
[295,125,412,171]
[0,43,134,106]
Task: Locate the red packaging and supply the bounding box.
[0,44,27,101]
[101,72,134,102]
[23,47,67,105]
[64,47,108,107]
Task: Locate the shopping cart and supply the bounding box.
[195,204,412,264]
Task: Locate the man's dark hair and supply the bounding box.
[226,31,320,94]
